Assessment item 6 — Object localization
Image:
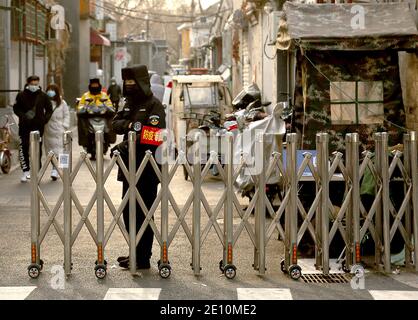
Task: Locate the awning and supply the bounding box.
[90,28,111,47]
[277,2,418,51]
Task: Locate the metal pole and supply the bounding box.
[345,134,354,268]
[63,131,72,276]
[374,133,383,268]
[409,131,418,272]
[192,133,202,275]
[96,131,105,266]
[161,132,169,265]
[128,131,137,275]
[317,133,329,274]
[286,133,298,270]
[224,133,234,268]
[380,132,391,273]
[403,133,412,267]
[350,133,361,266]
[255,133,266,274]
[30,131,41,266]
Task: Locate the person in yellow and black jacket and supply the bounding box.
[77,78,116,160]
[111,65,166,270]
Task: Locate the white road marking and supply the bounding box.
[104,288,162,300]
[237,288,293,300]
[369,290,418,300]
[0,287,37,300]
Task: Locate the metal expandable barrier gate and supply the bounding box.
[27,130,418,280]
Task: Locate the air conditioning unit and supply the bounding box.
[268,11,282,46]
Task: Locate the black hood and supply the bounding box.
[122,65,153,98]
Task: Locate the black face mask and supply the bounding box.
[124,84,137,94]
[89,85,102,95]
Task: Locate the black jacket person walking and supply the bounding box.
[112,65,166,269]
[13,75,53,183]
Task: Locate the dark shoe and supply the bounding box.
[117,256,129,263]
[118,259,131,269]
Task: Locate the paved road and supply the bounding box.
[0,130,417,300]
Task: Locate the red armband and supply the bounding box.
[140,126,163,146]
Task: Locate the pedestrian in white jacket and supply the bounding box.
[44,84,70,181]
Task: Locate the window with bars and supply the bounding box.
[11,0,48,44]
[330,81,384,125]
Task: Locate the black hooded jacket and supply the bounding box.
[112,65,166,183]
[13,87,53,135]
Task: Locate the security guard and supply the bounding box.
[112,65,166,269]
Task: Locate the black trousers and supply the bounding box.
[19,131,42,172]
[122,177,157,263]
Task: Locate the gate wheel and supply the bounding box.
[288,264,302,280]
[159,264,171,279]
[95,265,107,279]
[224,265,236,280]
[28,264,41,279]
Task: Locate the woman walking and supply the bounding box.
[44,84,70,181]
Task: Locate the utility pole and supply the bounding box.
[145,14,150,40]
[191,0,195,20]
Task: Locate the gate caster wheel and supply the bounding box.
[159,264,171,279]
[219,260,225,272]
[224,265,236,280]
[288,264,302,280]
[95,265,107,279]
[280,259,287,273]
[39,259,44,271]
[28,264,41,279]
[351,264,365,278]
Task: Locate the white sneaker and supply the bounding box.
[51,169,59,181]
[21,171,30,183]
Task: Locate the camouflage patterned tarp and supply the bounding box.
[277,2,418,50]
[293,50,406,152]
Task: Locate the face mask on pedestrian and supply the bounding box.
[89,85,101,95]
[47,90,56,98]
[27,85,40,93]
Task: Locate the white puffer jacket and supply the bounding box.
[44,99,70,156]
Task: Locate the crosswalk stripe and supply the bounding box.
[237,288,293,300]
[104,288,162,300]
[0,287,37,300]
[369,290,418,300]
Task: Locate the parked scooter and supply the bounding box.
[230,83,290,214]
[183,110,227,180]
[77,98,116,160]
[199,110,227,177]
